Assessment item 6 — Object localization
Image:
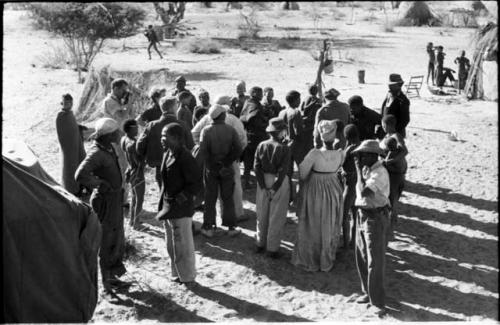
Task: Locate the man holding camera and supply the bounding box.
[101,78,133,207]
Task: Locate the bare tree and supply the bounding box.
[153,2,186,38]
[314,39,332,102]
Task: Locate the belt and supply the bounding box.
[312,170,335,174]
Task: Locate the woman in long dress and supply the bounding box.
[292,120,346,272]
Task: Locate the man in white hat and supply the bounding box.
[191,96,248,221]
[199,104,243,237]
[75,117,130,295]
[351,139,390,317]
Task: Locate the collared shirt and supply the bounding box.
[75,141,123,192]
[191,112,247,149]
[200,119,243,170]
[101,93,129,126]
[254,138,291,191]
[351,106,382,141]
[355,160,390,209]
[381,91,410,138]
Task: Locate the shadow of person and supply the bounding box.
[397,203,498,269]
[404,181,498,212]
[185,282,311,322]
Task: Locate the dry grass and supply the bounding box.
[237,8,262,39]
[34,42,74,69]
[179,37,222,54]
[382,19,396,32]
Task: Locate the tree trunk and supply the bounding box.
[314,40,330,102]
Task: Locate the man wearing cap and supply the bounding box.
[56,93,87,197]
[101,78,133,206]
[199,104,243,237]
[352,139,390,317]
[240,86,268,188]
[262,87,283,120]
[254,117,291,258]
[137,86,166,126]
[380,74,410,138]
[314,88,351,149]
[172,76,197,113]
[230,81,249,118]
[192,96,248,221]
[136,96,194,190]
[348,95,382,141]
[75,118,129,294]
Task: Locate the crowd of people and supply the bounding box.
[56,72,410,316]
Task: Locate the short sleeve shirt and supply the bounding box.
[355,160,390,208]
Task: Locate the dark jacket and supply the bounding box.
[157,146,202,220]
[199,120,243,171]
[380,91,410,138]
[138,102,162,124]
[172,89,197,113]
[136,113,194,168]
[262,99,283,120]
[240,98,268,146]
[351,106,382,141]
[279,107,306,162]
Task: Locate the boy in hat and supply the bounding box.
[230,81,249,118]
[380,73,410,138]
[352,139,390,317]
[380,114,408,239]
[254,117,291,258]
[199,104,243,237]
[262,87,283,120]
[314,87,350,149]
[157,122,202,284]
[121,119,145,229]
[144,25,163,60]
[75,118,129,295]
[56,93,87,197]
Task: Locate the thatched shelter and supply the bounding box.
[464,22,498,101]
[398,1,440,26]
[75,63,170,123]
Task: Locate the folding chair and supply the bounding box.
[405,75,424,98]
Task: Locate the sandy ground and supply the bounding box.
[2,2,498,322]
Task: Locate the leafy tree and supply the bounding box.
[28,3,146,82]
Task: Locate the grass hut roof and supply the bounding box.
[401,1,440,26]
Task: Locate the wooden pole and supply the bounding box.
[314,39,330,103]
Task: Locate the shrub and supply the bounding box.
[237,8,262,39]
[35,43,74,69]
[27,3,146,82]
[382,19,396,32]
[180,38,222,54]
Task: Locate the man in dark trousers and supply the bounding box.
[240,86,268,189]
[145,25,163,60]
[348,95,383,141]
[380,74,410,138]
[136,97,194,190]
[199,104,243,238]
[172,76,197,113]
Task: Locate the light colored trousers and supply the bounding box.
[164,218,196,282]
[218,161,244,218]
[256,175,290,252]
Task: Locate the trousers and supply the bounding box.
[203,167,236,228]
[255,175,290,252]
[342,172,357,244]
[164,218,196,282]
[388,172,405,236]
[218,162,244,218]
[355,207,389,308]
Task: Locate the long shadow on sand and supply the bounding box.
[105,288,212,322]
[404,180,498,212]
[186,283,311,322]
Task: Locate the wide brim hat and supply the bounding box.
[209,104,226,119]
[266,117,287,132]
[90,118,119,138]
[388,73,404,85]
[352,139,384,155]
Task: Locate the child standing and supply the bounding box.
[120,119,145,229]
[254,117,291,258]
[341,124,361,248]
[380,114,408,239]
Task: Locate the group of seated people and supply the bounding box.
[62,72,410,315]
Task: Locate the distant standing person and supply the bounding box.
[454,50,471,91]
[426,42,436,85]
[121,119,145,229]
[75,118,129,294]
[145,25,163,60]
[380,74,410,138]
[157,123,202,284]
[199,105,243,237]
[262,87,283,120]
[314,88,351,149]
[254,117,291,259]
[137,86,166,126]
[172,76,197,113]
[56,93,87,197]
[230,81,249,118]
[435,46,445,87]
[352,140,390,317]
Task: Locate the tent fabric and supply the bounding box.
[2,140,101,323]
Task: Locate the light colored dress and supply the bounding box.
[292,148,345,272]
